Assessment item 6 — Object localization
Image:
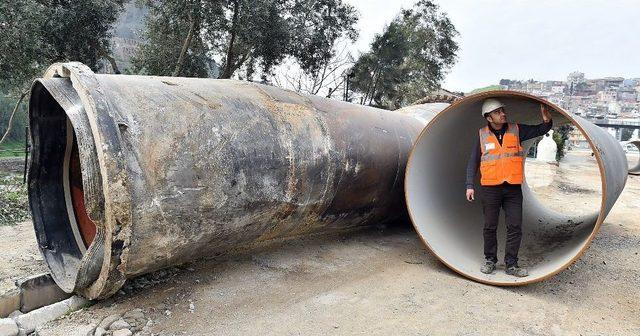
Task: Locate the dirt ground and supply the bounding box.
[0,221,47,294]
[4,150,640,335]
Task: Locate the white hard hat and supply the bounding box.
[481,98,505,117]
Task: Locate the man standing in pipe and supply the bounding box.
[465,98,552,277]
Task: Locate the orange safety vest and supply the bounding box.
[478,123,525,186]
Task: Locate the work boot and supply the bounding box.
[505,265,528,277]
[480,260,496,274]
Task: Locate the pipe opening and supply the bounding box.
[623,140,640,174]
[29,81,97,292]
[525,135,602,216]
[406,92,608,285]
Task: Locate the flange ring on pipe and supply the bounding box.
[404,90,628,285]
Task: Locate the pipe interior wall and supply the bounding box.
[405,91,628,285]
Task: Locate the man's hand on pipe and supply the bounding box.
[541,104,552,123]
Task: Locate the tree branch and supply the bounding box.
[368,70,382,106]
[0,91,28,147]
[173,12,197,77]
[98,45,121,74]
[233,49,252,72]
[91,41,121,74]
[220,0,240,79]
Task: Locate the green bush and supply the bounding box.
[0,172,30,226]
[553,125,572,161]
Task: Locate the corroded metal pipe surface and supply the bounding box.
[28,62,424,299]
[396,103,450,125]
[405,91,628,285]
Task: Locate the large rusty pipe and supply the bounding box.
[404,91,628,285]
[28,62,424,299]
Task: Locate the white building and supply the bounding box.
[597,89,617,103]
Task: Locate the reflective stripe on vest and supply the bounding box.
[478,123,525,186]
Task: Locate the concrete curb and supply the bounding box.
[0,274,92,335]
[17,274,72,313]
[13,296,89,335]
[0,273,72,318]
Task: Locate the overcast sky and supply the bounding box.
[344,0,640,92]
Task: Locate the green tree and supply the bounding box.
[1,0,127,92]
[40,0,128,74]
[470,85,503,94]
[350,0,458,109]
[553,125,572,161]
[621,128,634,142]
[0,0,127,146]
[133,0,358,80]
[0,0,46,93]
[132,0,222,77]
[287,0,358,78]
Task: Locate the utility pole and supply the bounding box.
[344,69,355,102]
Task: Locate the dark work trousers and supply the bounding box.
[481,183,523,267]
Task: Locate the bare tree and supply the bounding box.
[273,41,355,99]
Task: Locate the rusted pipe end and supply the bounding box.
[405,90,628,285]
[29,80,96,293]
[29,63,131,299]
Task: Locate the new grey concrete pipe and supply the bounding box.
[28,62,424,299]
[622,140,640,175]
[405,90,628,285]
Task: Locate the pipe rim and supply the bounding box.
[404,90,610,286]
[28,81,84,292]
[39,62,133,298]
[623,140,640,175]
